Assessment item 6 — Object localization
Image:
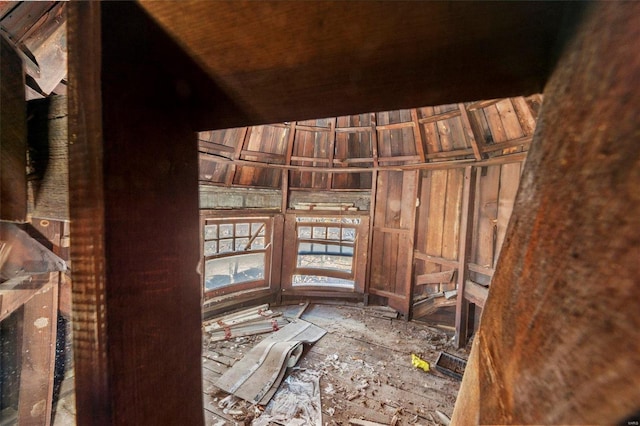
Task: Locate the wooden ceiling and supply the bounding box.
[139,1,576,126]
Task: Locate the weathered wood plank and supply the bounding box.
[463,280,488,308]
[416,269,456,286]
[494,162,521,266]
[454,166,476,348]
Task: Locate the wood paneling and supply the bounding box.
[369,171,418,315]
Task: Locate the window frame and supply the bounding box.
[201,214,274,298]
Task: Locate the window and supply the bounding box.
[292,217,360,288]
[203,218,270,294]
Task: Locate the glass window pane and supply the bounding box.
[312,227,326,239]
[236,223,250,237]
[204,224,218,240]
[204,241,217,256]
[342,228,356,241]
[298,226,311,239]
[252,237,265,250]
[297,243,353,272]
[327,227,341,240]
[219,224,233,238]
[218,239,233,254]
[251,223,265,236]
[292,275,354,288]
[235,238,249,251]
[204,253,265,291]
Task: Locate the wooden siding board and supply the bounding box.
[441,168,464,291]
[474,165,501,268]
[494,162,521,266]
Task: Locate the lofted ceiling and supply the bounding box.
[139,1,575,125]
[199,95,541,190]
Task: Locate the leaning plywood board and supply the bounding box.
[215,319,326,405]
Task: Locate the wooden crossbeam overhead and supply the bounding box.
[199,149,527,174]
[458,103,484,160]
[225,127,250,186]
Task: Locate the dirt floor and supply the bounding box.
[203,303,467,426]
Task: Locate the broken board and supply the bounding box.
[215,319,326,405]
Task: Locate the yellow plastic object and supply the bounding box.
[411,353,430,372]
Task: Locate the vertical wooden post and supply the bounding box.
[282,122,297,213]
[454,166,476,348]
[69,3,204,425]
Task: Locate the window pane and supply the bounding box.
[252,237,265,250]
[292,274,354,288]
[251,223,265,236]
[204,241,217,256]
[327,227,341,240]
[297,243,353,272]
[342,228,356,241]
[204,224,218,240]
[312,226,326,239]
[219,224,234,238]
[236,223,250,237]
[204,253,265,291]
[235,238,249,251]
[218,239,233,254]
[298,226,311,239]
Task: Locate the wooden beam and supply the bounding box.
[370,113,379,168]
[139,2,578,128]
[226,127,250,186]
[419,109,461,124]
[454,166,477,348]
[468,262,495,277]
[199,149,527,173]
[464,279,488,308]
[282,122,297,212]
[376,121,414,131]
[411,109,427,163]
[413,251,459,269]
[327,118,336,189]
[482,135,532,153]
[415,269,456,286]
[458,103,483,161]
[69,3,204,424]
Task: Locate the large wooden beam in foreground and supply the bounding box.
[68,3,206,425]
[452,2,640,424]
[140,1,580,128]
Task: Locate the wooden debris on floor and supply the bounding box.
[215,319,326,405]
[204,303,289,342]
[202,304,462,425]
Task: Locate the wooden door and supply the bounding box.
[369,170,418,315]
